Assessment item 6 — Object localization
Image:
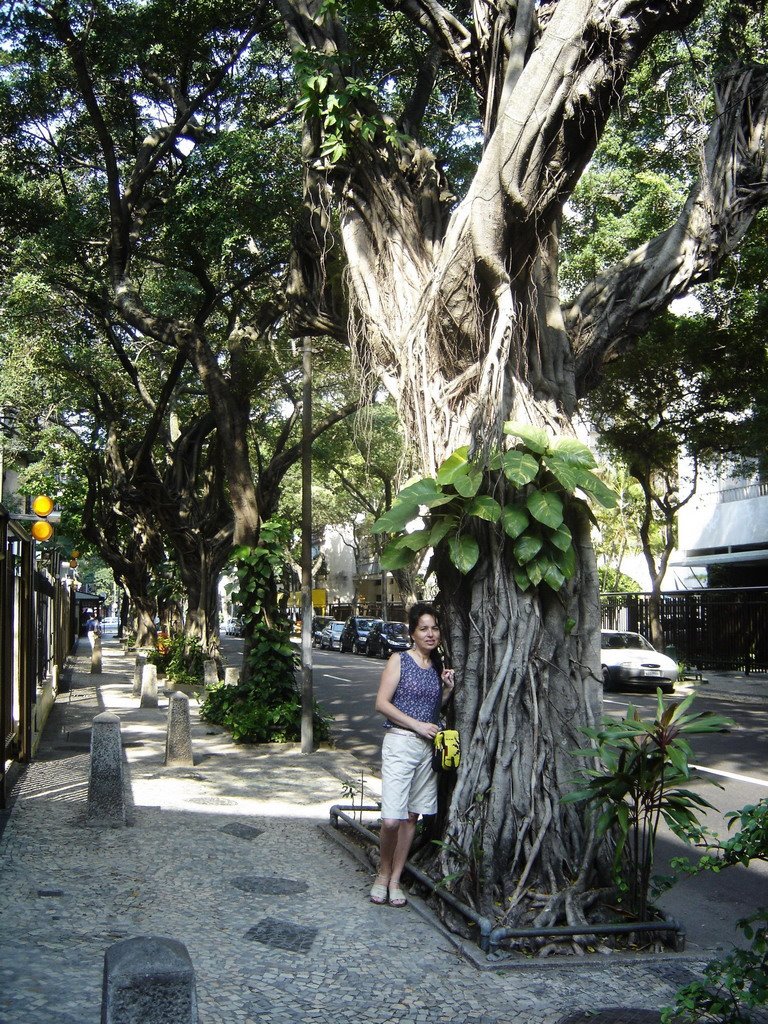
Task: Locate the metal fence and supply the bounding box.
[600,588,768,672]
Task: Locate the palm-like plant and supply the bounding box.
[567,692,734,919]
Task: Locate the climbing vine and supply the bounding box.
[294,47,403,164]
[373,423,617,592]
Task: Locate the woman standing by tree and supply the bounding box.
[371,603,455,907]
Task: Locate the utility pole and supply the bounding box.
[300,338,314,753]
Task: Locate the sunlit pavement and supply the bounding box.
[0,637,765,1024]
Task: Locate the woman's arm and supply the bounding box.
[374,654,439,740]
[440,667,455,706]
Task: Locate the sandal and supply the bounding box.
[369,882,388,905]
[388,886,407,908]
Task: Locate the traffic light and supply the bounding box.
[30,494,55,542]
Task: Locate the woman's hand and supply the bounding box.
[415,720,439,740]
[441,667,455,694]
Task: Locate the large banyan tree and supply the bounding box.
[272,0,768,925]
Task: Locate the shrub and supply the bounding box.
[566,691,733,919]
[148,634,205,686]
[662,799,768,1023]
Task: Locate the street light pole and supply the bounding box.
[300,337,314,753]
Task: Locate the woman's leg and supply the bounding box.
[388,813,418,890]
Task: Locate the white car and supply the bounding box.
[600,630,678,694]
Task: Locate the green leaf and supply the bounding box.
[550,437,597,468]
[371,501,420,534]
[503,421,549,454]
[453,463,484,497]
[448,534,480,573]
[514,533,543,564]
[527,490,564,528]
[398,528,431,551]
[553,543,577,579]
[500,504,529,539]
[540,557,566,591]
[397,477,444,506]
[379,541,415,570]
[501,450,539,486]
[549,524,573,552]
[578,471,618,509]
[465,496,502,522]
[436,447,470,486]
[526,559,544,586]
[428,517,457,547]
[513,567,532,590]
[543,453,582,492]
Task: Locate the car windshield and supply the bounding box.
[331,623,344,634]
[356,618,377,628]
[601,632,655,651]
[382,623,409,638]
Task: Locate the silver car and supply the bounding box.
[600,630,678,694]
[320,622,345,650]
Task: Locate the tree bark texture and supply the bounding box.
[280,0,768,922]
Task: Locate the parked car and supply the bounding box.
[366,620,411,659]
[311,615,335,646]
[223,616,244,637]
[340,616,381,654]
[100,616,119,633]
[320,621,345,650]
[600,630,678,693]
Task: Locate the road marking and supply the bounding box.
[690,764,768,788]
[323,674,352,682]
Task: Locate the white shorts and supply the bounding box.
[380,729,437,820]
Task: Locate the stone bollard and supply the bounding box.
[224,666,239,686]
[203,659,218,688]
[140,662,159,709]
[101,935,198,1024]
[132,651,149,697]
[165,692,193,767]
[91,635,103,674]
[87,712,125,827]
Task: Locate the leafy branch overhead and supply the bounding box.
[372,423,617,592]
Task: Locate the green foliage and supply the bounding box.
[598,568,642,592]
[294,48,403,164]
[372,423,615,592]
[202,519,331,743]
[565,692,734,919]
[662,800,768,1024]
[148,635,205,687]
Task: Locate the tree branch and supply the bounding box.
[569,65,768,393]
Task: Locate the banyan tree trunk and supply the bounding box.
[434,500,610,926]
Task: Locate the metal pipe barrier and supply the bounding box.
[329,804,686,956]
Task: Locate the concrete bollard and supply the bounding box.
[203,659,218,688]
[140,663,159,709]
[101,935,198,1024]
[224,666,239,686]
[132,651,148,697]
[91,635,103,674]
[165,692,193,767]
[87,712,125,826]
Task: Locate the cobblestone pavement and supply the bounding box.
[0,639,764,1024]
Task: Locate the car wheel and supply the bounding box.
[352,641,360,654]
[662,682,675,695]
[602,666,614,691]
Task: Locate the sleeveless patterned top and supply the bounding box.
[384,651,442,729]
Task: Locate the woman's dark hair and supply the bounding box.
[407,602,444,674]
